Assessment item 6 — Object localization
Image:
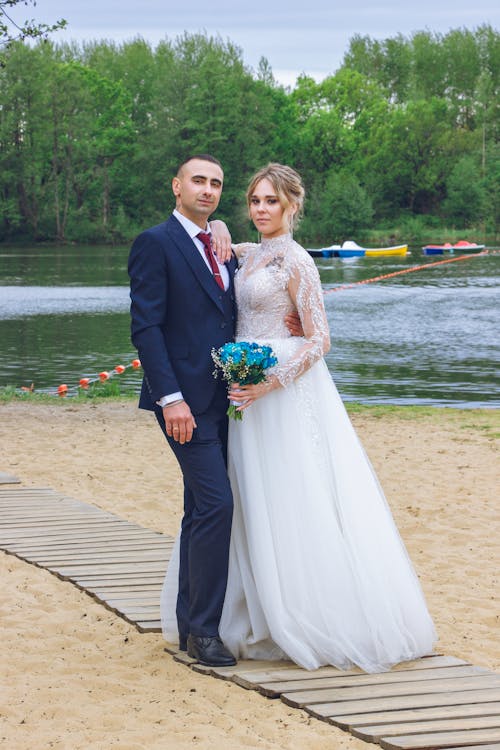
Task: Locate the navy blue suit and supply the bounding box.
[128,214,237,638]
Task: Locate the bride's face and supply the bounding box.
[249,178,292,239]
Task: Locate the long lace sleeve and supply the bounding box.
[273,248,331,388]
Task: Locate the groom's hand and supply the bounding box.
[285,310,304,337]
[163,401,197,444]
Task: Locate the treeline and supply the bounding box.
[0,26,498,245]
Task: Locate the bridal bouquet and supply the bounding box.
[211,341,278,421]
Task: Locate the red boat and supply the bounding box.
[422,241,485,255]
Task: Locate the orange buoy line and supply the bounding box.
[53,358,141,397]
[324,251,489,294]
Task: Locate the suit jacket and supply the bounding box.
[128,214,237,414]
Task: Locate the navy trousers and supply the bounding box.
[156,385,233,638]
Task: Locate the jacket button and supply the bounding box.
[221,322,226,328]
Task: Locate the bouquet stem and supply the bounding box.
[227,403,243,421]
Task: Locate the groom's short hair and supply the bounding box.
[176,154,223,176]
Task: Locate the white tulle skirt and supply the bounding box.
[162,339,437,672]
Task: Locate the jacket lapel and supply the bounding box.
[167,215,225,312]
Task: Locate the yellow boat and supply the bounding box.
[364,244,408,257]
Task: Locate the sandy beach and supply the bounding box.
[1,400,498,749]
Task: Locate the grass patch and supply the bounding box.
[2,386,498,438]
[345,402,499,434]
[345,402,458,419]
[0,383,138,403]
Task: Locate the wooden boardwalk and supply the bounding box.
[1,485,500,750]
[0,485,168,631]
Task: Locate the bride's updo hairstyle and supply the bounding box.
[246,163,305,231]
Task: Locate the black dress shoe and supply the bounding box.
[187,635,236,666]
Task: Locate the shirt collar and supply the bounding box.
[173,209,209,240]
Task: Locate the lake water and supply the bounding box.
[1,244,499,407]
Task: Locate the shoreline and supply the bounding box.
[1,400,498,749]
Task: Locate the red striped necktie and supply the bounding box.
[197,232,224,290]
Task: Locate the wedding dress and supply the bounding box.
[162,234,437,672]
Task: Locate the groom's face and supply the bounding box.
[172,158,224,228]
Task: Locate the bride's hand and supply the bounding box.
[228,377,279,412]
[209,219,233,263]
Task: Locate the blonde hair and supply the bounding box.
[246,163,305,231]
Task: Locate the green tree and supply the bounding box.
[361,98,463,217]
[482,143,500,236]
[0,41,54,238]
[443,155,486,227]
[0,0,66,52]
[301,171,373,244]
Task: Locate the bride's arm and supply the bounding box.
[272,251,331,388]
[209,220,254,261]
[208,219,233,263]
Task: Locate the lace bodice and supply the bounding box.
[234,234,330,388]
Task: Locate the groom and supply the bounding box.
[128,154,238,667]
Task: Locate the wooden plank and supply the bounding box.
[7,542,170,557]
[441,746,500,749]
[73,566,167,586]
[252,666,489,698]
[0,494,67,500]
[103,600,160,611]
[5,530,168,543]
[329,702,500,731]
[0,520,139,532]
[27,542,169,554]
[113,607,160,617]
[0,487,60,496]
[0,516,123,527]
[0,525,164,541]
[380,727,500,750]
[92,589,160,605]
[0,507,102,516]
[27,550,170,564]
[88,584,162,592]
[354,715,500,742]
[52,562,168,576]
[73,575,166,586]
[305,688,500,720]
[7,537,168,550]
[136,620,162,632]
[0,505,114,515]
[75,577,165,588]
[0,472,21,484]
[233,657,466,689]
[11,556,168,570]
[282,674,500,708]
[190,660,296,680]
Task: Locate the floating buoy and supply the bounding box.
[43,357,142,398]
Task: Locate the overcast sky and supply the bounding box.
[15,0,500,86]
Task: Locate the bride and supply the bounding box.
[163,163,437,672]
